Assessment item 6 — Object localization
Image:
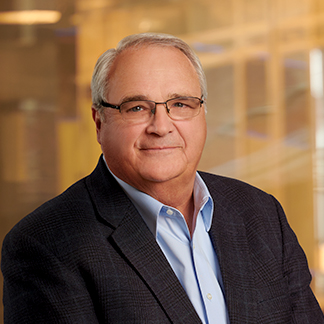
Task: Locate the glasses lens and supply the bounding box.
[119,97,202,123]
[168,97,201,120]
[120,101,154,122]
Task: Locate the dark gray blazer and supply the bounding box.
[2,156,323,323]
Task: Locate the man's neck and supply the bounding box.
[104,156,197,234]
[137,177,196,235]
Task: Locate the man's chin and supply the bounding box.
[139,167,188,185]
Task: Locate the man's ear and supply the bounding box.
[92,106,102,144]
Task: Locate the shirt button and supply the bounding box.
[207,293,212,300]
[166,209,174,216]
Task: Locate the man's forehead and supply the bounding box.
[114,44,190,68]
[108,45,197,85]
[105,44,201,103]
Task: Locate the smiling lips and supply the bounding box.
[139,145,182,152]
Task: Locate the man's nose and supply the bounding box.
[150,102,170,116]
[146,103,174,136]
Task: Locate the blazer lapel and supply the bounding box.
[111,209,202,324]
[86,157,202,323]
[205,177,258,324]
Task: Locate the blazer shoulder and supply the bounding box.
[198,171,270,199]
[3,156,131,248]
[198,171,281,226]
[4,176,94,238]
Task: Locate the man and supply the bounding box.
[2,33,323,323]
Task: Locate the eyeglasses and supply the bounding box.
[99,96,204,123]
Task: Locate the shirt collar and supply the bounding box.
[103,158,213,238]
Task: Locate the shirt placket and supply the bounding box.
[191,214,229,324]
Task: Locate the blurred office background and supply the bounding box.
[0,0,324,320]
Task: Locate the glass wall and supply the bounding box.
[1,0,324,320]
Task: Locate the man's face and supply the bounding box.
[92,45,207,193]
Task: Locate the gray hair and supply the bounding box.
[91,32,207,116]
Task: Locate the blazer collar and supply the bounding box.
[85,155,133,229]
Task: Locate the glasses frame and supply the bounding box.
[99,96,204,121]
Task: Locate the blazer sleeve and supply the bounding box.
[272,195,324,323]
[1,228,100,324]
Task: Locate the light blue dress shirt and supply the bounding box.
[108,167,229,324]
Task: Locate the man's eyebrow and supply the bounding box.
[168,93,193,99]
[119,93,194,104]
[120,95,149,104]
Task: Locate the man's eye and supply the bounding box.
[131,106,143,112]
[173,102,185,108]
[172,101,191,108]
[126,105,145,113]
